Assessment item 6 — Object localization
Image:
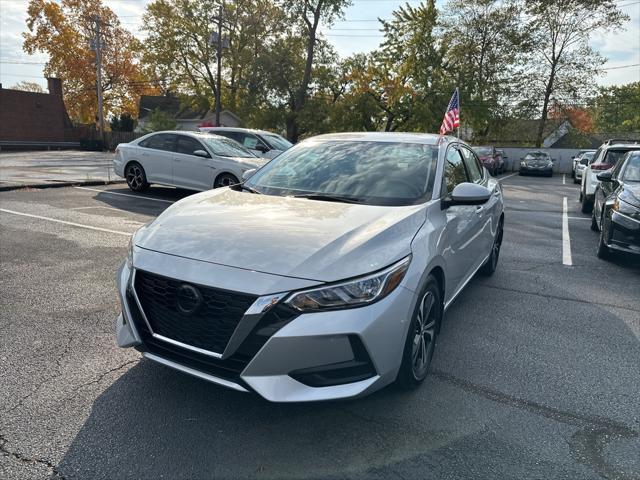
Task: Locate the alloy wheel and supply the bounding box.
[411,291,437,378]
[126,165,144,190]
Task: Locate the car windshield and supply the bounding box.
[524,152,548,160]
[622,154,640,182]
[261,134,293,151]
[604,149,639,166]
[202,136,256,158]
[473,147,492,156]
[244,140,439,206]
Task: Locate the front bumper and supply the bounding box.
[116,249,417,402]
[519,165,553,175]
[606,211,640,255]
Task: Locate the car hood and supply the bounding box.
[230,156,270,169]
[620,183,640,209]
[134,188,427,282]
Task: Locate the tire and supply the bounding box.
[596,213,611,260]
[125,162,149,192]
[581,195,592,214]
[590,207,599,232]
[397,275,442,388]
[480,219,503,276]
[213,173,239,189]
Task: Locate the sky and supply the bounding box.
[1,0,639,91]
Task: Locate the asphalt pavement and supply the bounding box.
[0,173,638,480]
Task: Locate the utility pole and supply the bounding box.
[209,2,229,126]
[92,15,105,146]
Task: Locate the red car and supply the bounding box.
[473,146,504,176]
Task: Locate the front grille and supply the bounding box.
[126,277,299,384]
[134,270,258,354]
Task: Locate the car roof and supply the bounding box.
[200,127,282,136]
[309,132,448,145]
[142,130,227,140]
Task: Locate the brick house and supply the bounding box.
[0,78,77,145]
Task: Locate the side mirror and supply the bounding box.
[242,169,257,181]
[596,170,613,182]
[443,182,492,208]
[254,144,269,153]
[193,149,209,158]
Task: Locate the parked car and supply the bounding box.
[591,151,640,259]
[115,132,504,402]
[572,149,596,179]
[198,127,293,159]
[114,131,269,192]
[473,146,504,175]
[580,139,640,213]
[519,151,554,176]
[574,151,595,184]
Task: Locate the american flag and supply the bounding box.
[439,88,460,135]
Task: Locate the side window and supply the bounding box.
[176,135,205,156]
[460,147,483,183]
[140,134,175,152]
[590,147,602,165]
[241,134,260,150]
[443,147,469,195]
[215,131,240,142]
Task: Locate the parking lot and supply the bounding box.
[1,173,639,479]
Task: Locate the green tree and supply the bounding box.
[110,113,135,132]
[523,0,629,146]
[592,82,640,134]
[142,109,177,132]
[441,0,526,141]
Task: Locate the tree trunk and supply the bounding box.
[536,66,556,147]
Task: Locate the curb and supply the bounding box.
[0,180,125,193]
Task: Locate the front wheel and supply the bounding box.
[581,195,592,214]
[397,276,442,388]
[596,213,612,260]
[590,207,599,231]
[213,173,239,189]
[125,162,149,192]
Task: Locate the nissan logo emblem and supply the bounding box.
[176,284,203,315]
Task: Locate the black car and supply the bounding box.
[591,151,640,259]
[519,151,554,176]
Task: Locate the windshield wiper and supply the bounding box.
[234,184,263,194]
[290,193,364,204]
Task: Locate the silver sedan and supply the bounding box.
[116,132,504,402]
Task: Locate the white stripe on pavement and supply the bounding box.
[562,197,572,266]
[74,186,174,204]
[562,174,566,185]
[0,208,132,236]
[498,172,518,182]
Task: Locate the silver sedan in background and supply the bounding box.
[116,132,504,402]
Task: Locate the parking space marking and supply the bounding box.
[498,172,518,182]
[0,208,132,236]
[74,186,174,204]
[562,197,572,266]
[562,174,566,185]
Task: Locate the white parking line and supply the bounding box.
[74,186,174,204]
[498,172,518,182]
[562,197,572,266]
[0,208,132,236]
[562,174,566,185]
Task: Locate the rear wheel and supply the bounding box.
[125,162,149,192]
[581,194,592,214]
[590,206,599,231]
[480,219,503,276]
[397,276,442,388]
[213,173,239,189]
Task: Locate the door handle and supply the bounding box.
[174,158,181,162]
[475,206,484,215]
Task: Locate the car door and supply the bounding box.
[460,145,500,261]
[172,135,213,191]
[137,133,177,184]
[439,145,486,297]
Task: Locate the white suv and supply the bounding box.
[198,127,292,159]
[580,140,640,213]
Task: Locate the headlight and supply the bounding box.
[613,197,639,216]
[125,236,134,269]
[285,255,411,312]
[520,161,526,167]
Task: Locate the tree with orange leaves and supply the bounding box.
[23,0,158,124]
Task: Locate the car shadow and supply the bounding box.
[87,186,197,216]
